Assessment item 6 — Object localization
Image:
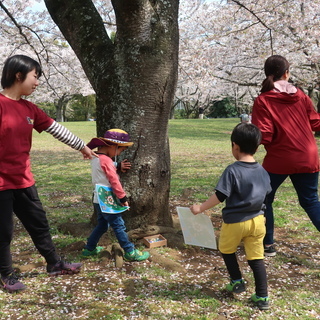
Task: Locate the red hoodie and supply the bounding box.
[252,86,320,174]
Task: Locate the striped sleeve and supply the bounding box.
[45,121,85,151]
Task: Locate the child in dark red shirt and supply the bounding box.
[0,55,96,293]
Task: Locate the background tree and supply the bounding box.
[174,85,211,119]
[178,0,320,115]
[37,101,56,119]
[44,0,179,229]
[207,98,238,119]
[0,0,94,110]
[66,94,96,121]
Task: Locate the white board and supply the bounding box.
[176,206,217,250]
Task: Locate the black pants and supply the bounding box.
[222,252,268,297]
[0,185,59,276]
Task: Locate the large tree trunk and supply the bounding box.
[44,0,179,229]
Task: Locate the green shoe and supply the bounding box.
[82,246,104,257]
[225,279,246,293]
[124,249,150,261]
[251,293,270,310]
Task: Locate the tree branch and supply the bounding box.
[230,0,274,54]
[0,2,41,60]
[212,74,259,87]
[0,1,61,96]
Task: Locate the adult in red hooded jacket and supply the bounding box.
[252,55,320,257]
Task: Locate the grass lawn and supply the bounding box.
[1,119,320,319]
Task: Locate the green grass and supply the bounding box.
[170,119,239,200]
[2,119,320,319]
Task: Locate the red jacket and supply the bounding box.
[252,88,320,174]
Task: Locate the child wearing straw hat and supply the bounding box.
[82,129,150,261]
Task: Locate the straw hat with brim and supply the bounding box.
[87,129,134,150]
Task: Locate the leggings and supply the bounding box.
[222,253,268,297]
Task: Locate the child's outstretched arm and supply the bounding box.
[45,121,97,159]
[190,193,221,215]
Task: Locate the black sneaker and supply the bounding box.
[264,245,276,257]
[225,279,246,293]
[1,272,26,293]
[251,293,270,310]
[47,260,82,276]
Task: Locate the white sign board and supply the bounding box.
[176,207,217,250]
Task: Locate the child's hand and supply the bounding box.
[190,204,202,215]
[122,201,129,208]
[80,145,98,159]
[120,159,131,172]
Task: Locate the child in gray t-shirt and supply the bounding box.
[190,123,271,310]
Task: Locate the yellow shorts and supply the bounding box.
[218,214,266,260]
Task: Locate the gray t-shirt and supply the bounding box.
[215,161,272,224]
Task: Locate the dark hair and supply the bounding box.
[1,55,42,89]
[231,123,261,155]
[261,55,290,93]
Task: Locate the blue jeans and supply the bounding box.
[265,172,320,245]
[85,204,134,253]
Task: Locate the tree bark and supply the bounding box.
[44,0,179,229]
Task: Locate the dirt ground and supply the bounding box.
[9,201,320,319]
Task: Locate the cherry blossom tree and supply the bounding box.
[0,0,93,120]
[178,0,320,115]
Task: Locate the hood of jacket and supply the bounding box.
[260,84,303,105]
